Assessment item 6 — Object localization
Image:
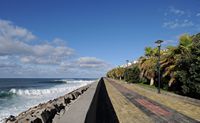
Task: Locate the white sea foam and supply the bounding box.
[61,79,95,84]
[7,80,94,96]
[9,87,70,96]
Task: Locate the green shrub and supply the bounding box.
[124,65,140,83]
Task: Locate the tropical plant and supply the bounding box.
[115,67,126,80]
[138,47,158,85]
[160,34,193,88]
[124,65,140,83]
[176,34,200,98]
[106,32,200,99]
[106,67,126,80]
[160,46,178,87]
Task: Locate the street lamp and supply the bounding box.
[124,60,129,81]
[155,40,163,94]
[126,60,129,67]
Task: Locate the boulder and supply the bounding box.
[30,117,42,123]
[6,115,16,122]
[64,97,71,104]
[74,91,81,98]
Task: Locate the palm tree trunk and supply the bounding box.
[150,78,154,86]
[140,70,144,78]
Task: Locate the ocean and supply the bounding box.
[0,78,96,122]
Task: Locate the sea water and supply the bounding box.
[0,78,96,122]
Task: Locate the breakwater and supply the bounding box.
[5,85,90,123]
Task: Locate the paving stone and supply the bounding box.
[104,79,153,123]
[120,81,200,122]
[104,78,200,123]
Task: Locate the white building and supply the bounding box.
[120,60,138,68]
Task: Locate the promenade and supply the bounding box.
[104,78,200,123]
[6,78,200,123]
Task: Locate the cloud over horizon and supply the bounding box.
[0,19,111,78]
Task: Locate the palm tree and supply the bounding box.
[138,47,158,85]
[115,67,125,80]
[160,46,178,86]
[145,47,153,57]
[160,34,193,87]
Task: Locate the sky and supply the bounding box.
[0,0,200,78]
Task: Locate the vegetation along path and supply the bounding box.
[104,78,200,123]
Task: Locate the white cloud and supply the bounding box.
[196,13,200,17]
[0,63,18,68]
[169,6,185,16]
[162,40,178,46]
[0,56,20,72]
[0,19,74,65]
[76,57,110,69]
[58,57,112,78]
[0,19,36,42]
[163,19,194,29]
[0,19,111,77]
[20,56,61,65]
[163,6,200,30]
[60,57,111,70]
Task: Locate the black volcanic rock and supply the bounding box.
[5,85,91,123]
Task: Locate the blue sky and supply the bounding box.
[0,0,200,78]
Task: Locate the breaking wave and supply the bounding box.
[0,80,95,97]
[0,79,96,123]
[0,91,15,98]
[9,87,68,96]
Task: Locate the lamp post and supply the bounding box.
[125,60,129,81]
[155,40,163,94]
[126,60,129,67]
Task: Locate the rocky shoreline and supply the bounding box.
[5,84,91,123]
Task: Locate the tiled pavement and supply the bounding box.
[104,78,200,123]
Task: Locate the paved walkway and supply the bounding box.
[104,78,200,123]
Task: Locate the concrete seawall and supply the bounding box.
[85,77,118,123]
[5,78,118,123]
[56,77,118,123]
